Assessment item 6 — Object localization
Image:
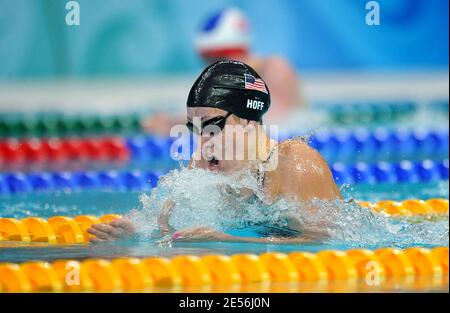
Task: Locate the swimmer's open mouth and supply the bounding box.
[208,157,220,171]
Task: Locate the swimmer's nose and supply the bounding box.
[201,141,215,157]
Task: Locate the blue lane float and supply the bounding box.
[0,169,163,194]
[0,159,448,195]
[305,128,449,163]
[125,128,449,164]
[330,159,448,185]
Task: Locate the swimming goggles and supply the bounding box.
[186,112,232,135]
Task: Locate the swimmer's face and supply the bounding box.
[187,107,259,173]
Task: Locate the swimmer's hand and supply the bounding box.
[87,218,135,243]
[160,227,315,244]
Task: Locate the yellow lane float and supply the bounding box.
[0,214,122,244]
[0,247,447,293]
[0,199,447,244]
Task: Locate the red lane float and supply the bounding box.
[0,137,130,169]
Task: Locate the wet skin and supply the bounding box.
[88,107,341,244]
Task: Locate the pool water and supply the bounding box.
[0,177,448,263]
[0,181,448,219]
[0,102,449,293]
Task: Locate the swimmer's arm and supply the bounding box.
[165,227,317,244]
[218,234,316,244]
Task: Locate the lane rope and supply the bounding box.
[0,199,447,244]
[0,247,447,292]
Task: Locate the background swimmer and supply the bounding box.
[88,61,340,244]
[144,7,302,135]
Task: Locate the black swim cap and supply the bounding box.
[187,60,270,121]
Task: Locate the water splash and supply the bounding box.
[300,199,449,248]
[128,166,266,235]
[128,166,448,248]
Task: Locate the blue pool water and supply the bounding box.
[0,105,449,267]
[0,181,448,219]
[0,174,448,263]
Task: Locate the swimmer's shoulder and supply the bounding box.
[285,140,342,199]
[276,139,326,164]
[263,139,340,200]
[263,139,326,182]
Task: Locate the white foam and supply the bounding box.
[127,165,449,247]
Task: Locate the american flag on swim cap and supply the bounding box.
[244,74,268,94]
